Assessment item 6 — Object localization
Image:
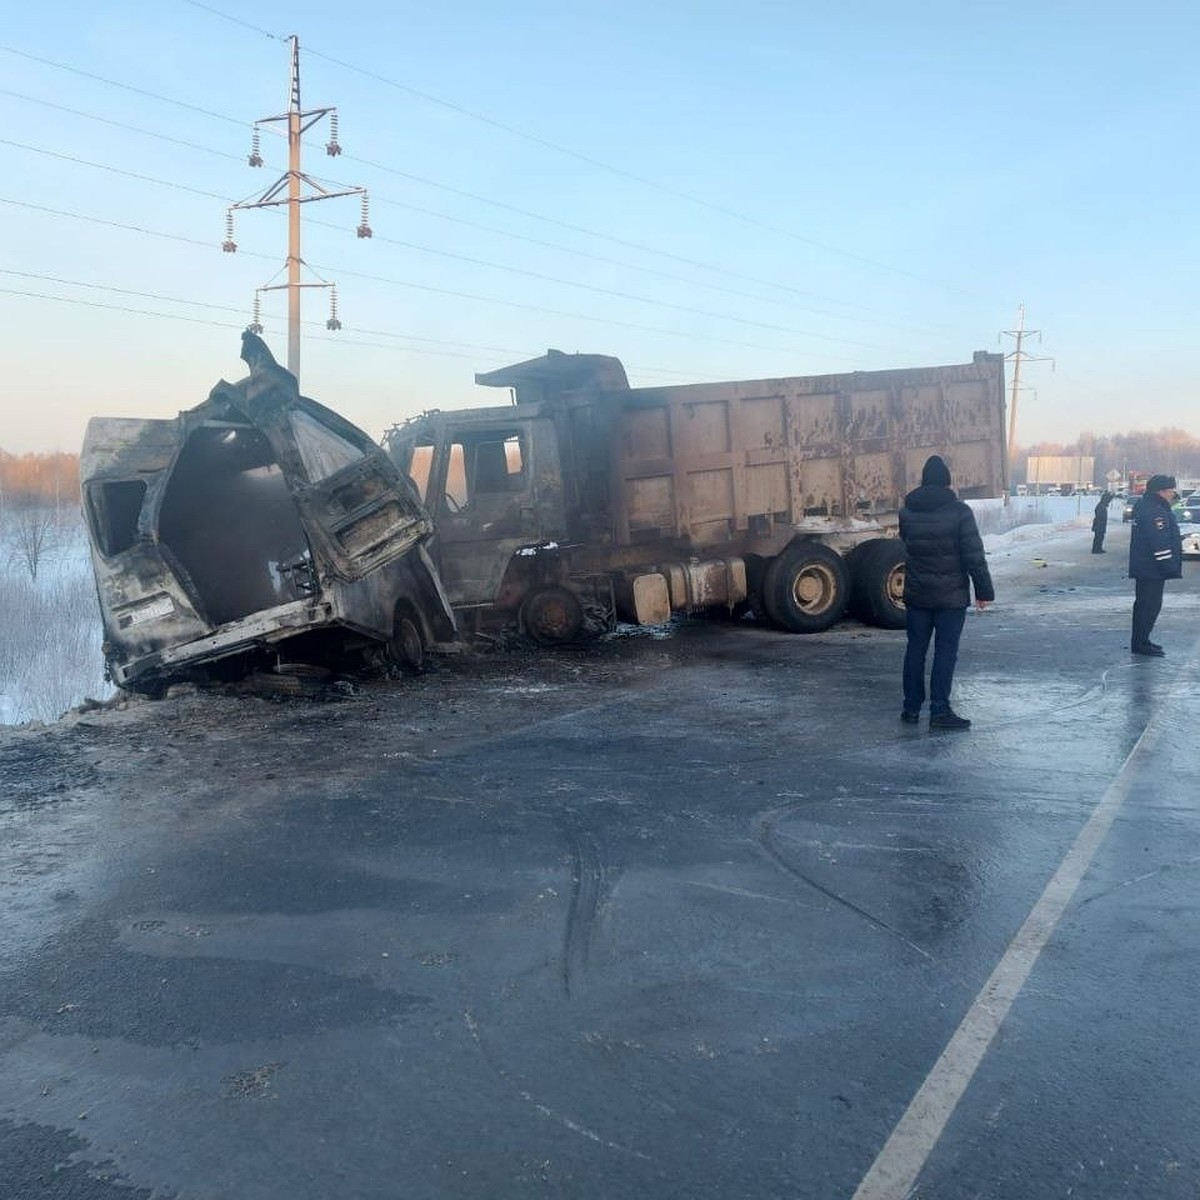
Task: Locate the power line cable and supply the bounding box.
[178,0,281,41]
[0,137,235,202]
[2,138,889,348]
[0,195,274,257]
[0,282,732,379]
[1,198,868,360]
[176,1,978,296]
[1,84,863,320]
[0,87,250,164]
[7,84,932,330]
[0,41,973,321]
[0,286,248,330]
[298,257,865,357]
[299,210,885,347]
[0,43,246,127]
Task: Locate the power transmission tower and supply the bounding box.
[1001,304,1054,466]
[222,34,372,380]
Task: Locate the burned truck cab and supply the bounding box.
[384,352,629,642]
[82,333,456,692]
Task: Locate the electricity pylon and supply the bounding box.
[1001,304,1054,466]
[222,34,372,380]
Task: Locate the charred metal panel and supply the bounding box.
[623,406,672,460]
[685,468,735,545]
[675,400,732,456]
[474,350,629,404]
[743,463,790,519]
[627,476,675,535]
[83,332,455,689]
[736,395,787,451]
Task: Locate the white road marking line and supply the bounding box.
[851,656,1195,1200]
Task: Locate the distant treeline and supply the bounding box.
[1014,429,1199,486]
[0,451,82,509]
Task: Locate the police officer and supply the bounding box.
[1128,474,1182,656]
[1091,489,1114,553]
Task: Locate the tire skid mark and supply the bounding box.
[559,821,618,999]
[755,804,933,962]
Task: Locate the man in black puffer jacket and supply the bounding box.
[898,455,995,730]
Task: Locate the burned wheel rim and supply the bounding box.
[391,614,424,672]
[520,585,585,645]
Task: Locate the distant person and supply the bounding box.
[1091,489,1115,553]
[1128,474,1182,656]
[898,455,995,730]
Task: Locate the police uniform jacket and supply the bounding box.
[1128,492,1182,580]
[899,484,995,609]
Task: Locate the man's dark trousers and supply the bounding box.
[1132,577,1165,648]
[903,606,967,715]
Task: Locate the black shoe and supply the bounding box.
[1131,644,1165,657]
[930,711,971,730]
[901,710,920,724]
[1091,549,1106,554]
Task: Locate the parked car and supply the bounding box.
[1176,494,1200,523]
[1122,498,1137,522]
[1182,527,1200,560]
[81,332,458,694]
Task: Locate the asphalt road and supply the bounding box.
[1,521,1198,1199]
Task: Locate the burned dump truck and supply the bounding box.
[383,350,1007,643]
[82,332,456,693]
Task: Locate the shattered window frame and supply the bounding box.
[85,479,147,557]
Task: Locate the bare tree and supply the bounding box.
[13,506,56,582]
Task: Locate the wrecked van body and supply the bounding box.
[81,332,457,693]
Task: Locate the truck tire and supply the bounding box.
[761,542,849,633]
[520,584,585,645]
[389,608,425,673]
[848,538,907,629]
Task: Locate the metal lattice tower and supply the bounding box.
[222,35,372,379]
[1002,304,1054,465]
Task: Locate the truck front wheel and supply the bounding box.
[848,539,907,629]
[520,585,585,645]
[762,543,849,633]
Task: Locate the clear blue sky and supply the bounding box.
[2,0,1196,454]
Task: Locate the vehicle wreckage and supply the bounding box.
[384,348,1008,643]
[81,332,457,694]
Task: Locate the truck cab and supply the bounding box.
[389,407,572,629]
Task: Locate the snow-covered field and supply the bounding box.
[0,494,1101,728]
[0,511,112,726]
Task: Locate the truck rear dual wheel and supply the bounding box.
[761,542,849,633]
[847,539,907,629]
